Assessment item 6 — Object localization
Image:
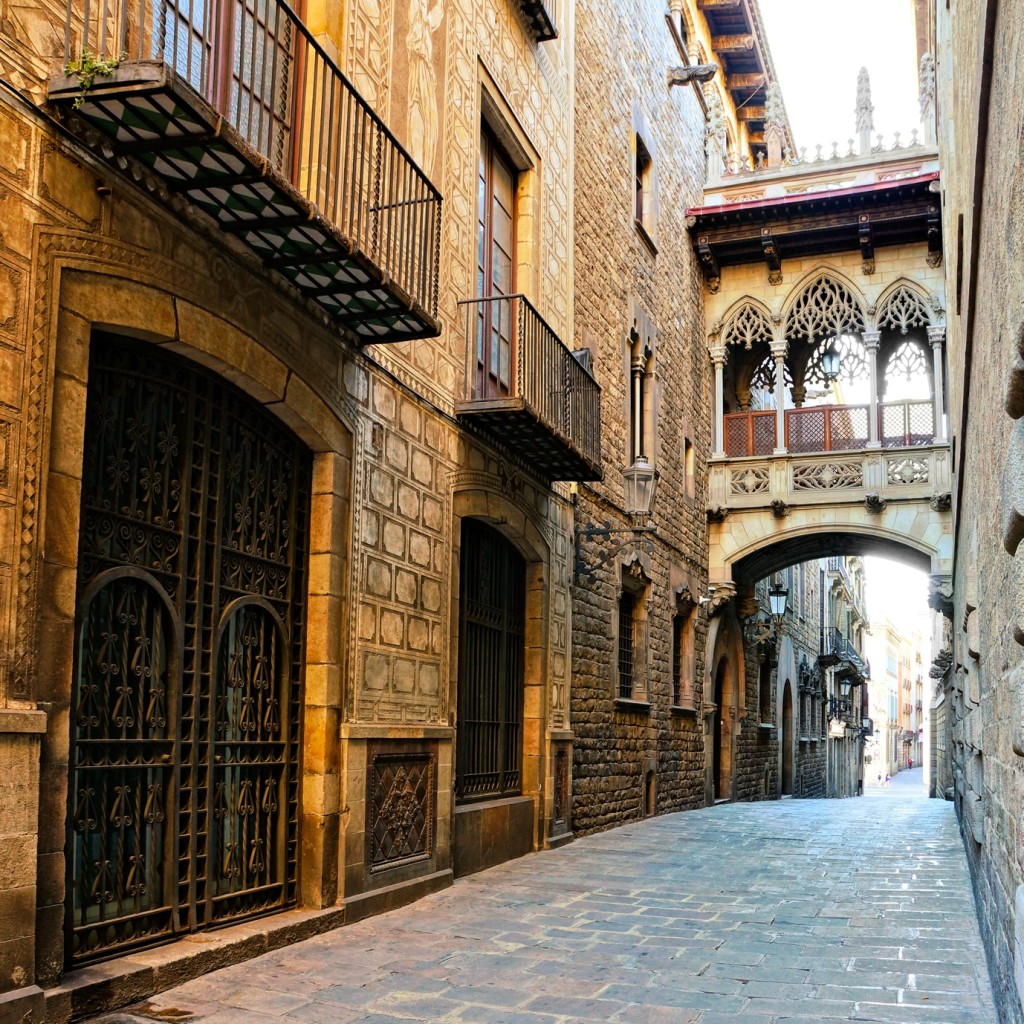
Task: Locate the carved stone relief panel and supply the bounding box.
[367,743,437,872]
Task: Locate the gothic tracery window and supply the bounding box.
[721,303,773,350]
[878,286,931,335]
[785,275,865,342]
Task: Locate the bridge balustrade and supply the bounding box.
[723,400,936,458]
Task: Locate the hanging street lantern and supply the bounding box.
[821,340,842,384]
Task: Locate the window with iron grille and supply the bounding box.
[618,592,636,699]
[758,654,772,722]
[456,519,525,802]
[672,614,683,705]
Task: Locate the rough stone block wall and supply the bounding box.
[569,0,712,834]
[938,0,1024,1020]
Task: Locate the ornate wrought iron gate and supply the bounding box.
[68,335,310,965]
[456,520,525,801]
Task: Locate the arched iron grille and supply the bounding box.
[456,520,525,801]
[68,334,310,965]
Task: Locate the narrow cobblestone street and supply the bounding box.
[99,771,995,1024]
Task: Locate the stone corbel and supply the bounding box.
[929,645,953,679]
[928,573,954,619]
[926,203,942,266]
[858,214,875,275]
[769,499,790,519]
[705,580,736,616]
[622,549,654,585]
[706,504,730,523]
[761,227,782,285]
[864,492,887,514]
[929,491,952,512]
[674,582,697,614]
[697,236,721,293]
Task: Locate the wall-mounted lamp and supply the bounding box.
[574,458,657,582]
[744,576,789,646]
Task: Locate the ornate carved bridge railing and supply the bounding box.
[711,442,951,509]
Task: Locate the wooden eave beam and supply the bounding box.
[698,0,742,7]
[735,106,765,121]
[711,34,754,53]
[727,73,766,89]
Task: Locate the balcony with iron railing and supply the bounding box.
[819,625,869,680]
[455,294,602,481]
[50,0,441,343]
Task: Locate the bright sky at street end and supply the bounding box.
[758,0,922,154]
[755,2,933,634]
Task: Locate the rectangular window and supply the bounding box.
[618,592,636,699]
[476,128,517,399]
[634,132,655,249]
[672,615,682,706]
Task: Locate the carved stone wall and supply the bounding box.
[938,1,1024,1020]
[0,0,579,998]
[569,0,711,833]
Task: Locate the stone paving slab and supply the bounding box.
[91,770,996,1024]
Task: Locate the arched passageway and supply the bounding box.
[781,680,795,796]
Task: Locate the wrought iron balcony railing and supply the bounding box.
[819,626,869,678]
[723,399,936,457]
[52,0,441,343]
[456,295,602,481]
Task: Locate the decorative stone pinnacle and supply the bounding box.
[856,67,874,132]
[856,66,874,155]
[765,80,784,131]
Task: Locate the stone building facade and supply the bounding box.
[933,0,1024,1020]
[568,0,783,830]
[0,0,599,1016]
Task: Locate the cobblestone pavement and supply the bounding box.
[105,768,996,1024]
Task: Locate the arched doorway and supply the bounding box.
[781,680,795,796]
[455,519,526,803]
[713,658,730,800]
[67,334,311,966]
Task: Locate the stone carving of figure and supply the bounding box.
[406,0,444,174]
[705,89,726,182]
[919,53,936,145]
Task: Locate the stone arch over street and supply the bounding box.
[709,502,952,594]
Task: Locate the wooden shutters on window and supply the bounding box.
[476,129,516,398]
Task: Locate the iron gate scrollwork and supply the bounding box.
[68,335,310,965]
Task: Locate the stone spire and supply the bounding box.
[856,66,874,155]
[919,53,936,146]
[705,89,727,183]
[764,79,785,169]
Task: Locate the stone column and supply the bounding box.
[928,325,947,441]
[770,340,788,455]
[712,347,726,458]
[863,330,881,447]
